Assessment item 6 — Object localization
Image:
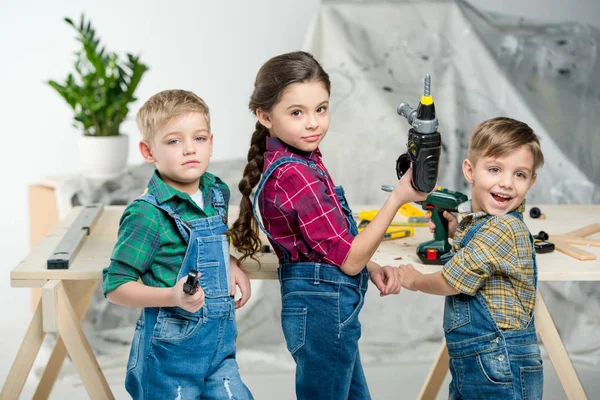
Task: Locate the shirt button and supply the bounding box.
[497,355,505,361]
[222,216,227,224]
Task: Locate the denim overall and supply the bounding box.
[253,157,371,400]
[125,185,253,400]
[441,211,543,400]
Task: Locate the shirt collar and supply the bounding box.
[266,136,321,162]
[147,169,215,204]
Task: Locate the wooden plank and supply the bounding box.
[11,279,47,288]
[34,281,98,400]
[551,235,600,247]
[42,280,61,332]
[563,223,600,238]
[56,285,114,399]
[417,340,449,400]
[552,238,596,261]
[0,299,46,399]
[29,184,60,312]
[535,291,588,400]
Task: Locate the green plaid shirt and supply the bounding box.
[102,170,230,295]
[442,202,536,330]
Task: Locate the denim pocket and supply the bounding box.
[476,349,513,385]
[152,308,201,342]
[281,307,307,355]
[126,319,144,372]
[443,294,471,333]
[520,364,543,400]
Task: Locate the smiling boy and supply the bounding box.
[399,117,545,399]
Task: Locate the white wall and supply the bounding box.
[0,0,320,325]
[0,0,597,333]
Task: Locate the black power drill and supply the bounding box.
[396,73,441,193]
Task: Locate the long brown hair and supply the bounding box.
[228,51,331,263]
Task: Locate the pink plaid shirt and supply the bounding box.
[257,137,354,267]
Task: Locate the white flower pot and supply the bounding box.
[78,134,129,180]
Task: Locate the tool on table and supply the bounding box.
[416,188,468,264]
[47,204,104,269]
[357,220,414,241]
[535,223,600,261]
[395,73,441,193]
[533,231,555,254]
[183,269,200,295]
[529,206,546,220]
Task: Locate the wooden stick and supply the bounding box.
[563,223,600,238]
[417,340,449,400]
[552,238,596,261]
[535,290,588,399]
[56,284,114,400]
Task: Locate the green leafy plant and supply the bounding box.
[48,15,149,136]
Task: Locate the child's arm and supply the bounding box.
[340,169,429,275]
[398,265,459,296]
[107,279,205,313]
[367,261,401,296]
[230,255,251,309]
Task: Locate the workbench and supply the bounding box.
[2,205,598,399]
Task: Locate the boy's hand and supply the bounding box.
[428,210,458,239]
[173,275,205,313]
[369,265,401,296]
[391,168,430,205]
[398,264,422,291]
[230,257,251,309]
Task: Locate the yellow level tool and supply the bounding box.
[357,220,414,240]
[354,206,428,226]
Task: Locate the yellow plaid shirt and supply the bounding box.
[442,202,536,330]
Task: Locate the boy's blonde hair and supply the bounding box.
[136,89,210,142]
[468,117,544,171]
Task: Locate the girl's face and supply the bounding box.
[257,81,330,153]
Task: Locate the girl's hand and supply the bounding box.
[391,168,430,205]
[230,258,251,309]
[428,210,458,239]
[398,264,422,291]
[172,275,205,313]
[369,265,401,296]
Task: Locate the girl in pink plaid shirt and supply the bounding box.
[229,51,428,399]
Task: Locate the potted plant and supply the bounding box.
[48,14,149,179]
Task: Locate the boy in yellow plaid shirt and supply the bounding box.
[399,117,545,400]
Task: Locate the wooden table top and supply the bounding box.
[11,205,600,285]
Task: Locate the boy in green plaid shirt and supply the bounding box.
[399,117,545,400]
[102,89,253,399]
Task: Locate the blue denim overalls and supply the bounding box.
[125,185,253,400]
[253,157,371,400]
[441,211,543,400]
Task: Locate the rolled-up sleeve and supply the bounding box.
[102,202,161,295]
[442,217,517,295]
[274,163,354,266]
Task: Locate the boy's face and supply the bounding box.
[140,111,213,194]
[463,145,537,215]
[257,81,330,153]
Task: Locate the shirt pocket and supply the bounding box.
[443,294,471,333]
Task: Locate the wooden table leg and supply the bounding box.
[55,282,114,400]
[34,280,98,400]
[535,290,588,400]
[417,339,449,400]
[0,298,46,399]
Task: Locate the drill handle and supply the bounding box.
[430,208,449,244]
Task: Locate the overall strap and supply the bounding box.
[136,194,191,243]
[252,156,327,263]
[210,183,227,219]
